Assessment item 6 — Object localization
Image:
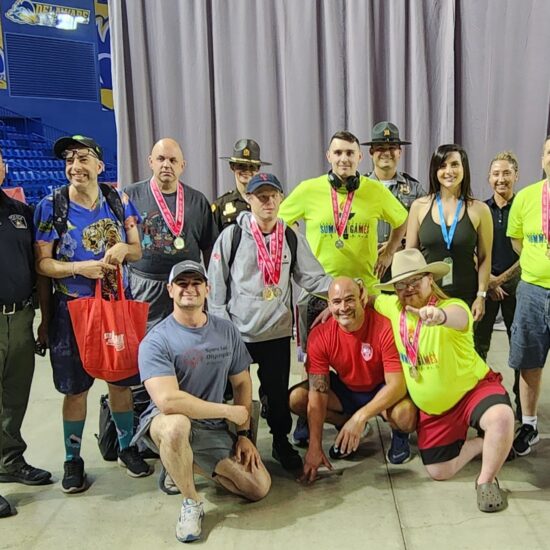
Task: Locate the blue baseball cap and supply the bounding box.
[246,173,284,194]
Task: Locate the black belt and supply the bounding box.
[1,299,32,315]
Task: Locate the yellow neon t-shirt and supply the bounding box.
[279,175,407,292]
[507,179,550,288]
[374,294,489,415]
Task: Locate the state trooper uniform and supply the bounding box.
[0,176,51,518]
[212,139,271,233]
[361,121,426,245]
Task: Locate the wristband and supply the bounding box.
[237,429,253,439]
[438,308,447,326]
[476,290,487,298]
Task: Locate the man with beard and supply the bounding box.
[372,249,514,512]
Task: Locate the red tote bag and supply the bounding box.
[67,269,149,382]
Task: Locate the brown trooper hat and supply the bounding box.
[220,138,271,166]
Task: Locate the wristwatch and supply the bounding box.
[237,429,253,439]
[476,290,487,298]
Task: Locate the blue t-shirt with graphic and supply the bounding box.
[34,189,141,297]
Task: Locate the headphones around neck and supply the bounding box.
[328,170,360,192]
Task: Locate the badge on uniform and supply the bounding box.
[8,214,27,229]
[223,202,237,216]
[399,182,411,196]
[361,343,373,361]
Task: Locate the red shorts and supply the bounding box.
[417,371,511,465]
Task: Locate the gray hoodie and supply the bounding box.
[208,212,332,343]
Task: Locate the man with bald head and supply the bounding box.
[289,277,416,482]
[124,138,217,329]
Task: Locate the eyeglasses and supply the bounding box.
[394,273,428,291]
[62,149,99,162]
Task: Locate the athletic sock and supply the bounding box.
[63,420,85,461]
[112,411,134,450]
[522,415,537,430]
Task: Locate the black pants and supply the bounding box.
[246,337,292,440]
[474,291,521,419]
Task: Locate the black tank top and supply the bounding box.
[418,198,478,303]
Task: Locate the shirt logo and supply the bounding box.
[104,331,125,351]
[361,343,373,361]
[8,214,28,229]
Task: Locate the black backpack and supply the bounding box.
[53,183,125,238]
[95,386,158,461]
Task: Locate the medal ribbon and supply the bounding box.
[149,178,184,237]
[435,193,463,250]
[542,181,550,244]
[331,187,355,239]
[249,218,284,286]
[399,295,437,370]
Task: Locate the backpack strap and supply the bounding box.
[99,183,125,226]
[284,226,298,274]
[53,185,70,238]
[52,183,124,239]
[227,224,243,271]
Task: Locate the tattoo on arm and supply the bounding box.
[309,374,329,394]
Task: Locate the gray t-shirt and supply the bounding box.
[123,179,218,275]
[138,313,251,427]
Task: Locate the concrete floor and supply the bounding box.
[1,326,550,550]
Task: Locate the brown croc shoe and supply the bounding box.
[476,478,507,512]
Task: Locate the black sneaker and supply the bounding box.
[0,494,16,518]
[118,446,154,478]
[513,424,540,456]
[272,438,303,471]
[292,417,309,448]
[62,457,88,494]
[387,430,412,465]
[0,462,52,486]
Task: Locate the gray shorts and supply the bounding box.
[128,268,172,331]
[132,408,236,475]
[509,281,550,370]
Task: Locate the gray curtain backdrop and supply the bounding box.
[109,0,550,201]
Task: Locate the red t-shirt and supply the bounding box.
[306,307,402,392]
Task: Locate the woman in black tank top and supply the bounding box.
[406,145,493,325]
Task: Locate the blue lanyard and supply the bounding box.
[435,193,463,250]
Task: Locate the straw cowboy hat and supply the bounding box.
[374,249,449,292]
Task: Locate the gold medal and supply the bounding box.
[272,286,282,297]
[262,287,274,301]
[335,239,344,249]
[173,236,185,250]
[409,366,420,380]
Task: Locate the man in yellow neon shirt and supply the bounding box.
[372,249,513,513]
[279,130,408,292]
[506,135,550,457]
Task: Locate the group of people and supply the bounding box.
[0,124,549,544]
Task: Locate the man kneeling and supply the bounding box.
[133,261,271,543]
[290,277,417,483]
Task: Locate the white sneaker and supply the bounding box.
[176,498,204,543]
